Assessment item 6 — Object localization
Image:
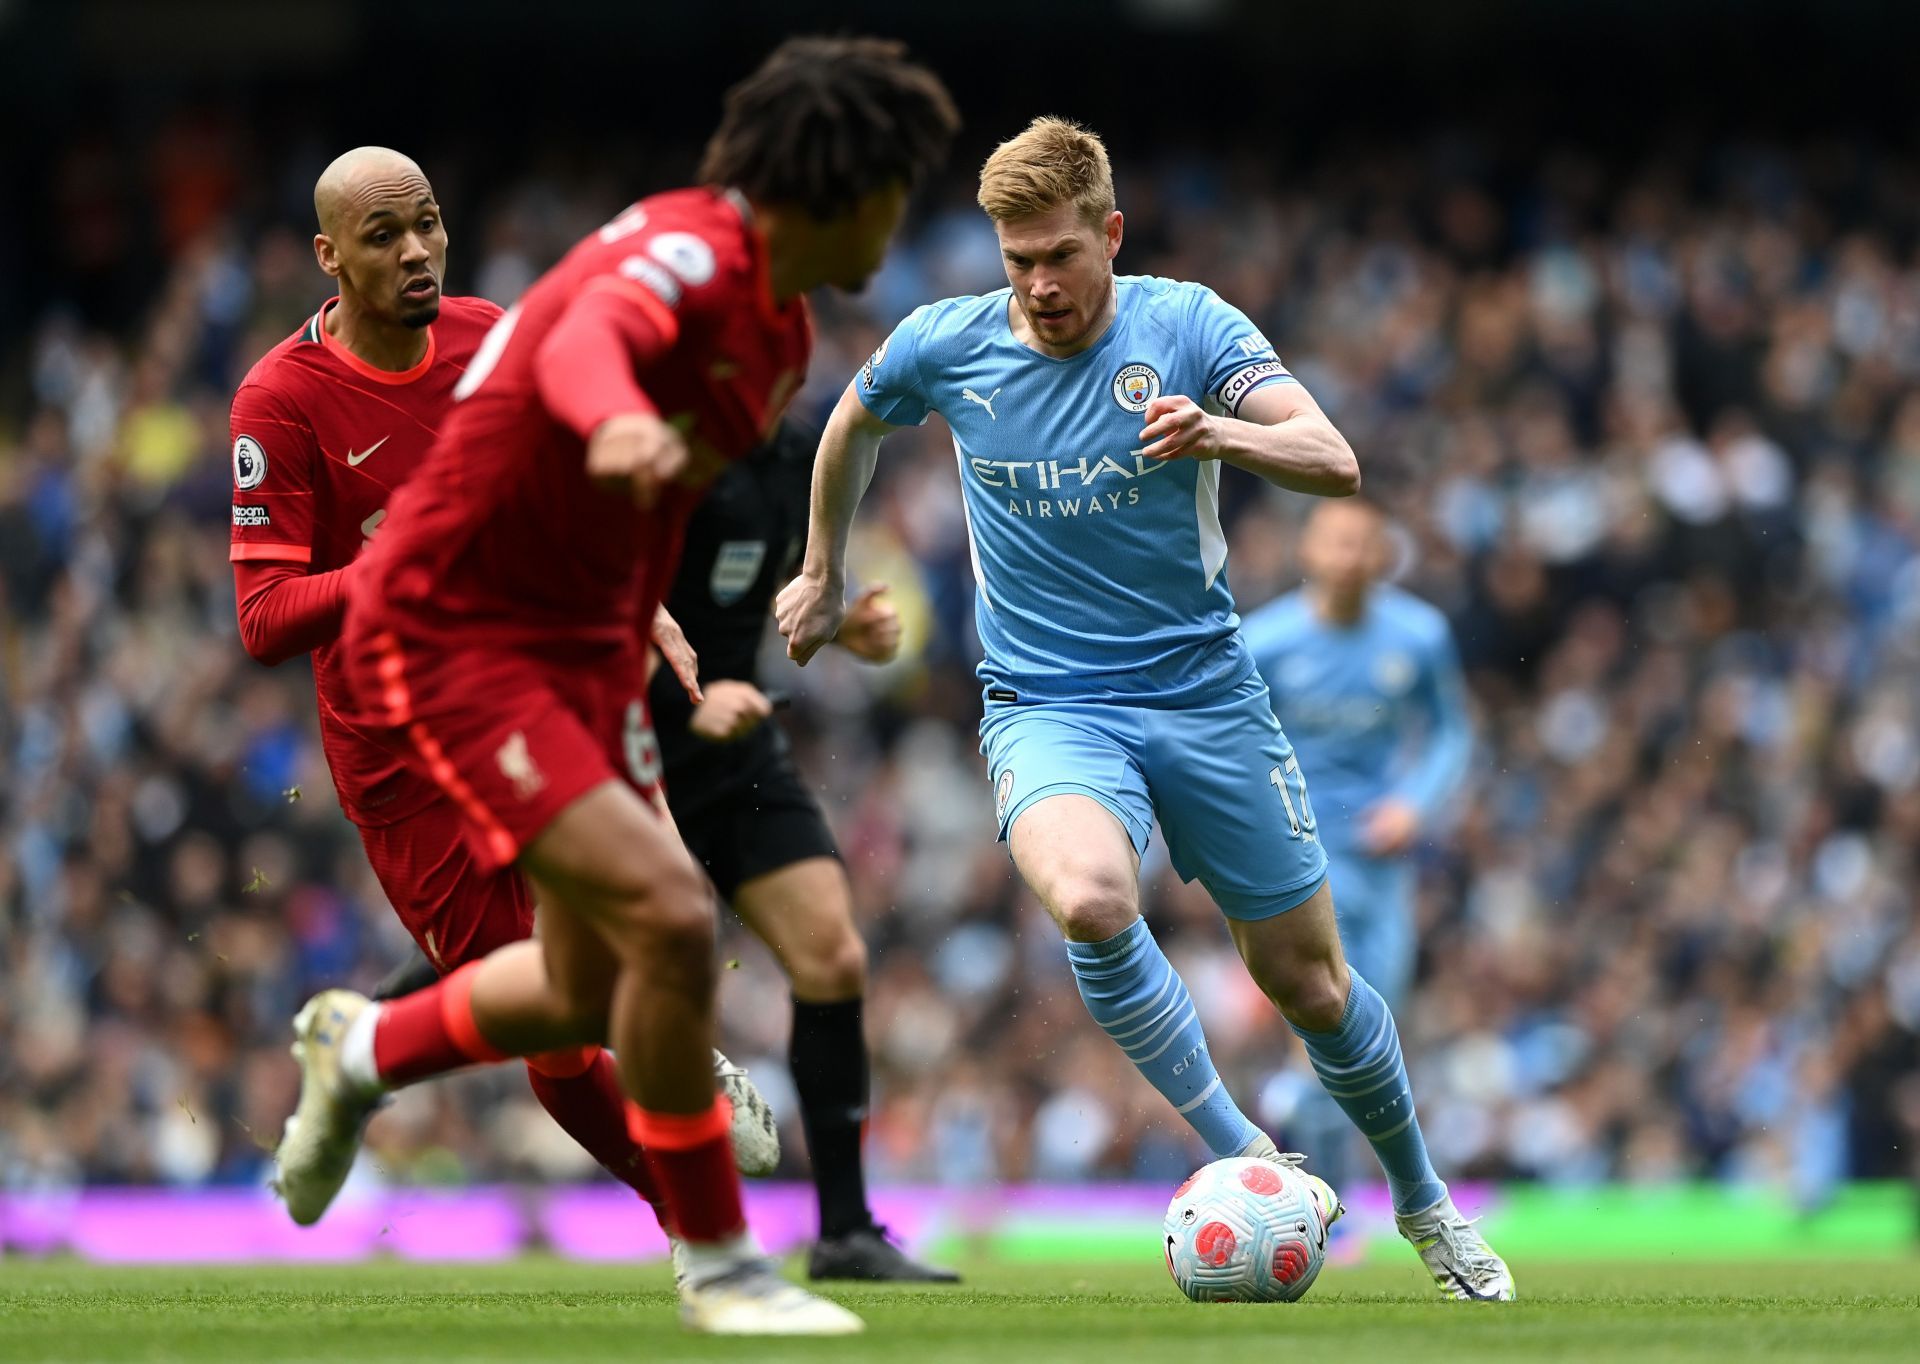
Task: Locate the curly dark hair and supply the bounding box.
[699,36,960,220]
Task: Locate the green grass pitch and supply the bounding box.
[2,1256,1915,1363]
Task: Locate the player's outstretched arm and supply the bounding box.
[1138,384,1359,497]
[775,382,899,664]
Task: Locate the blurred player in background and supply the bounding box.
[778,117,1513,1300]
[1241,500,1472,1199]
[271,39,958,1335]
[647,417,956,1281]
[229,147,769,1244]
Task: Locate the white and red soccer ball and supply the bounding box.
[1162,1156,1329,1303]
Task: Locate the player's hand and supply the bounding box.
[688,680,773,743]
[651,605,702,705]
[834,584,901,663]
[586,412,688,510]
[1138,394,1219,462]
[775,570,846,666]
[1359,799,1421,856]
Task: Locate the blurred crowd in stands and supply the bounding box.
[3,124,1918,1208]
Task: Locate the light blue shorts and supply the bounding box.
[980,673,1329,920]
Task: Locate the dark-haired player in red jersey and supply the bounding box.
[230,146,773,1247]
[274,41,959,1335]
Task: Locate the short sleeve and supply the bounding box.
[590,205,745,347]
[228,384,317,564]
[854,305,935,427]
[1189,287,1295,418]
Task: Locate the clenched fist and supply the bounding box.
[835,584,901,663]
[775,570,846,666]
[586,412,688,509]
[689,679,773,743]
[1137,394,1219,462]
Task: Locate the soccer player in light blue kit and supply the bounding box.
[777,118,1512,1299]
[1241,499,1473,1196]
[1244,500,1473,1011]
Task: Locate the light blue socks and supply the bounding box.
[1066,919,1261,1157]
[1290,967,1445,1215]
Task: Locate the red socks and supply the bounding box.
[629,1097,746,1243]
[525,1049,668,1225]
[369,964,740,1244]
[372,961,507,1086]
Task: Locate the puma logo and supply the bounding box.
[961,387,1001,420]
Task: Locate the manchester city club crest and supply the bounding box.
[1111,362,1161,413]
[995,769,1015,823]
[1372,650,1417,695]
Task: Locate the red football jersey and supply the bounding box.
[230,294,502,824]
[357,188,811,653]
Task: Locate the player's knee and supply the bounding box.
[1270,960,1349,1033]
[791,928,867,1001]
[635,890,716,968]
[539,978,613,1043]
[601,852,713,950]
[1048,871,1138,943]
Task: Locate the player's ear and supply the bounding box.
[313,233,342,280]
[1104,210,1123,261]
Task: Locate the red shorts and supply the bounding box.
[357,802,535,971]
[346,623,662,873]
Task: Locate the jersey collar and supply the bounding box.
[313,297,437,385]
[720,187,799,329]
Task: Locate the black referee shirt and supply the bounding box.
[649,419,816,775]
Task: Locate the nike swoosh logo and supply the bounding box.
[346,436,389,467]
[1446,1269,1503,1301]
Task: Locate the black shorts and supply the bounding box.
[665,727,840,903]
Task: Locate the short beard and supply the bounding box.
[401,302,439,329]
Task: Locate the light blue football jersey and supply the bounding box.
[1240,584,1473,853]
[858,276,1295,706]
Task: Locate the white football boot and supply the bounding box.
[1395,1193,1516,1301]
[1238,1133,1346,1231]
[714,1050,780,1177]
[274,989,384,1226]
[679,1257,865,1335]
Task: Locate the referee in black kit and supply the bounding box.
[647,418,956,1283]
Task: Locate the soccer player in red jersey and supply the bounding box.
[231,146,753,1243]
[275,40,958,1334]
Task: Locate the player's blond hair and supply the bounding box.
[976,117,1115,227]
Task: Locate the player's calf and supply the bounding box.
[1225,884,1349,1031]
[1245,949,1348,1033]
[1234,889,1451,1221]
[1008,794,1264,1157]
